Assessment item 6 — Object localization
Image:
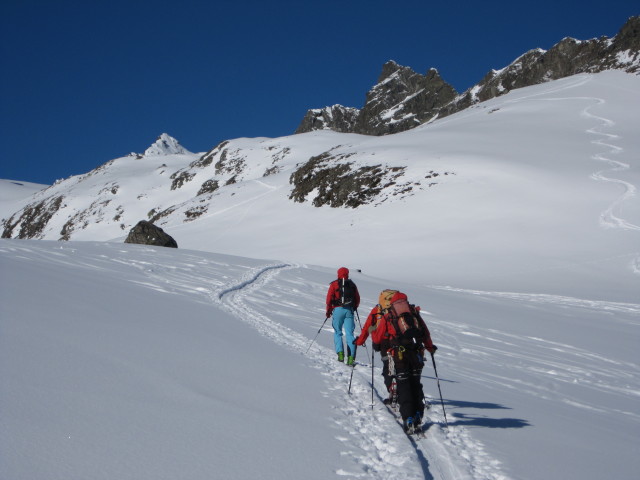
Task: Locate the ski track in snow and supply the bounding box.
[209,263,509,480]
[582,99,639,232]
[430,285,640,420]
[495,75,640,276]
[581,95,640,277]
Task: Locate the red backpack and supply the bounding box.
[385,292,427,344]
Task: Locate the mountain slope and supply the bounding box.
[3,71,639,301]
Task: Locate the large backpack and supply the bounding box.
[378,289,399,312]
[334,278,357,308]
[386,294,426,345]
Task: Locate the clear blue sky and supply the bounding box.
[1,0,637,185]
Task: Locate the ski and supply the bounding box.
[405,422,427,439]
[381,393,430,439]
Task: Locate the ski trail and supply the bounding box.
[581,97,640,276]
[429,285,640,420]
[210,263,428,479]
[212,263,510,480]
[582,99,640,232]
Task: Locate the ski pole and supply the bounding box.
[430,351,449,427]
[371,345,375,409]
[348,345,357,394]
[305,316,330,354]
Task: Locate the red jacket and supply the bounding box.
[355,306,384,345]
[326,267,360,315]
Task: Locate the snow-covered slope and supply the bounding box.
[1,70,640,480]
[1,240,638,480]
[3,71,639,301]
[0,179,47,219]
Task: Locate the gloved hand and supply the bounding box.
[326,308,333,318]
[355,336,365,346]
[427,344,438,354]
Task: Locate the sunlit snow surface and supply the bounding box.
[1,71,640,479]
[1,240,639,480]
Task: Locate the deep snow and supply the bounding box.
[1,70,640,480]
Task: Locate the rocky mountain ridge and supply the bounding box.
[296,16,640,135]
[0,125,457,241]
[1,17,638,243]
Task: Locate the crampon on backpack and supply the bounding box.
[385,292,427,345]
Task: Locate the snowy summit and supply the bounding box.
[143,133,191,156]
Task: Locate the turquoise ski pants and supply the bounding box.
[332,306,356,357]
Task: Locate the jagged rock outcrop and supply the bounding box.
[124,220,178,248]
[295,62,457,136]
[441,16,640,117]
[295,105,359,134]
[297,16,640,136]
[354,62,458,135]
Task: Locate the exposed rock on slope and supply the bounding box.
[441,16,640,117]
[297,16,640,136]
[124,220,178,248]
[296,62,458,136]
[353,62,458,135]
[295,105,359,134]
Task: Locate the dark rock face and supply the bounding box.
[295,105,360,134]
[2,195,64,239]
[441,17,640,118]
[124,220,178,248]
[288,152,405,208]
[296,16,640,136]
[295,62,457,136]
[354,62,458,135]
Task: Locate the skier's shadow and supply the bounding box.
[443,399,531,429]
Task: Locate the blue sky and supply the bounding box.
[1,0,637,185]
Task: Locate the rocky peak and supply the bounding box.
[143,133,191,157]
[615,15,640,53]
[354,63,458,135]
[440,16,640,118]
[296,17,639,137]
[296,61,457,136]
[294,105,360,134]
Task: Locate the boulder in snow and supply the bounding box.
[124,220,178,248]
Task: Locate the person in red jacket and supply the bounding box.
[355,304,395,397]
[356,291,437,433]
[326,267,360,365]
